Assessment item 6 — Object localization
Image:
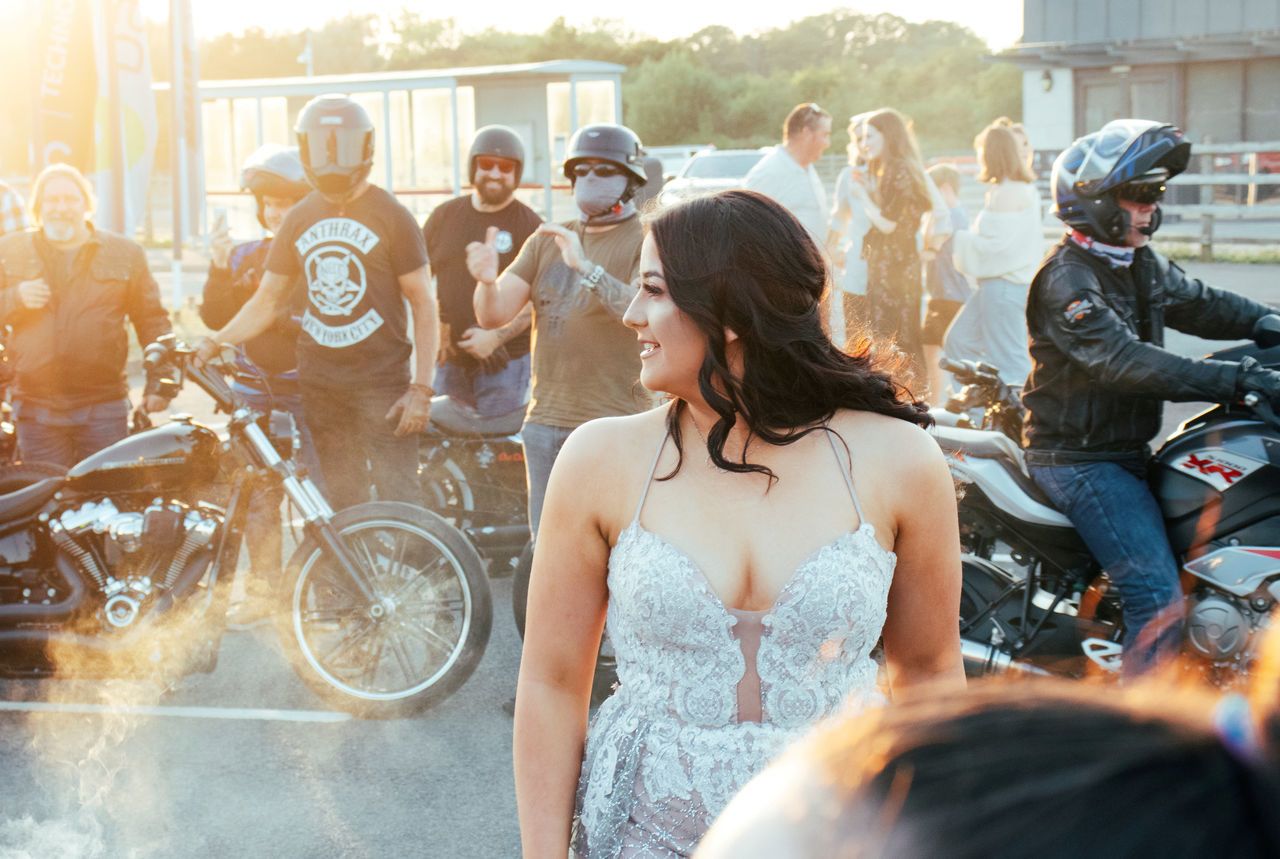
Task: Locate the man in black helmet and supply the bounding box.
[423,126,542,417]
[1024,119,1280,675]
[198,94,439,511]
[470,122,651,539]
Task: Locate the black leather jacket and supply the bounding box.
[1023,238,1273,464]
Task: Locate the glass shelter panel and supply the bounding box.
[575,80,616,126]
[547,82,571,175]
[201,100,234,191]
[411,88,455,191]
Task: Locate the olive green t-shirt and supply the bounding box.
[507,216,650,428]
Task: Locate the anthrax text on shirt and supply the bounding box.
[296,217,385,348]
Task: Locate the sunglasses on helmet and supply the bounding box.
[571,163,624,179]
[475,157,517,174]
[1114,181,1166,205]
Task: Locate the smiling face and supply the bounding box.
[623,232,709,400]
[261,194,297,234]
[858,123,885,162]
[38,175,90,244]
[473,156,518,205]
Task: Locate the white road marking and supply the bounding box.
[0,701,351,722]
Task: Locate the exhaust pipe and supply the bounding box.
[464,524,530,551]
[0,553,87,625]
[961,638,1051,676]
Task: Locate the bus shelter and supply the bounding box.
[191,59,624,231]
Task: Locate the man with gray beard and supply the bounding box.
[0,163,171,467]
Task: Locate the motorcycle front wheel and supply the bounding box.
[280,502,492,718]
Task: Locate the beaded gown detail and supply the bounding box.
[571,431,897,857]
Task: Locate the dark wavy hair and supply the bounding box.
[645,189,930,482]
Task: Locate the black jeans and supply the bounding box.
[301,383,420,512]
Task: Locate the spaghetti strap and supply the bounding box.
[825,431,866,525]
[632,432,669,524]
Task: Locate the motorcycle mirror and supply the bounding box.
[1252,314,1280,349]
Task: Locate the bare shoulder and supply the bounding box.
[827,409,949,484]
[551,406,671,531]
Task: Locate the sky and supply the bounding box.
[137,0,1025,50]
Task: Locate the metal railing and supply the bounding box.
[1148,140,1279,260]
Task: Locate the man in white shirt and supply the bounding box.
[743,103,832,246]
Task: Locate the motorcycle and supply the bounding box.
[417,396,530,572]
[936,319,1280,682]
[934,356,1023,441]
[0,334,490,717]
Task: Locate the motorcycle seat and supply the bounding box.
[0,477,64,521]
[930,425,1060,511]
[428,396,525,438]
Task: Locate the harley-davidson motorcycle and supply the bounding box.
[418,397,530,572]
[0,334,490,717]
[938,320,1280,682]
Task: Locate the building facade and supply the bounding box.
[1001,0,1280,149]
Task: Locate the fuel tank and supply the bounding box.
[65,419,220,495]
[1151,408,1280,555]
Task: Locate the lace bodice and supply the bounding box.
[572,431,896,858]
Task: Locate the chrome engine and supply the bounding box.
[47,498,221,629]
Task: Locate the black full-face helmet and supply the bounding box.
[240,144,310,228]
[469,125,526,186]
[295,94,375,198]
[562,123,647,188]
[1051,119,1191,243]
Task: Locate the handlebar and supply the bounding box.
[143,335,243,415]
[939,356,1003,385]
[1243,391,1280,433]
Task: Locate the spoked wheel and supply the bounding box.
[281,502,491,718]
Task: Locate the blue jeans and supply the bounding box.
[521,421,575,540]
[1028,459,1183,676]
[942,277,1032,386]
[14,398,129,469]
[434,354,530,418]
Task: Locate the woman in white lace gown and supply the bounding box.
[513,190,965,858]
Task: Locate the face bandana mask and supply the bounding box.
[573,172,635,225]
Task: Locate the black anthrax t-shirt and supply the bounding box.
[266,185,428,390]
[422,195,542,363]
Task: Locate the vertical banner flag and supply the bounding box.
[36,0,98,173]
[180,0,204,241]
[93,0,158,235]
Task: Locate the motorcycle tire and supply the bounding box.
[418,455,476,527]
[279,501,492,719]
[0,461,67,494]
[512,540,532,638]
[511,539,617,706]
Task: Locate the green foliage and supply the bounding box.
[190,8,1021,156]
[0,7,1024,174]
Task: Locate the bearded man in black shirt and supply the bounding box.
[423,126,541,417]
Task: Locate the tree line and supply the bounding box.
[2,9,1021,175]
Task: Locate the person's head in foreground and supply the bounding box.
[623,189,929,472]
[697,625,1280,859]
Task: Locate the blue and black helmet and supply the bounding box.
[1051,119,1191,243]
